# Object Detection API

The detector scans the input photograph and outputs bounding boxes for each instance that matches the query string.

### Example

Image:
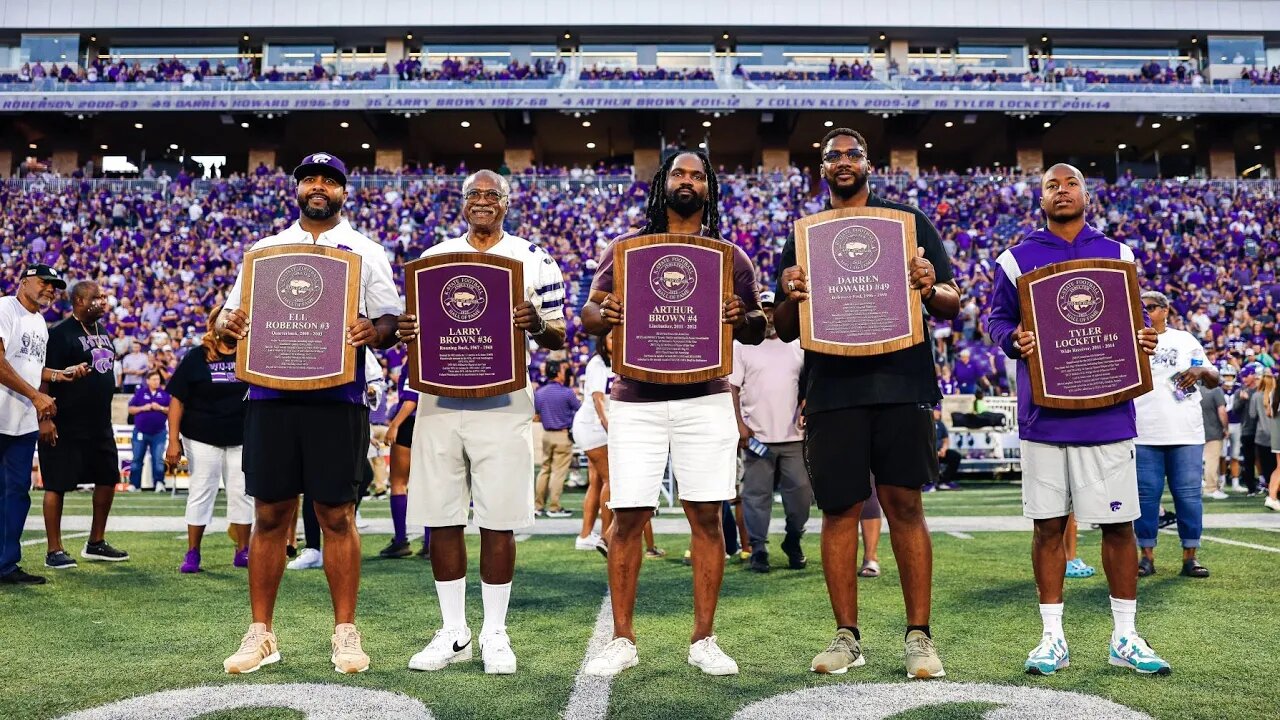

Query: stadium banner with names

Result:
[403,252,526,399]
[1018,259,1153,411]
[3,88,1277,114]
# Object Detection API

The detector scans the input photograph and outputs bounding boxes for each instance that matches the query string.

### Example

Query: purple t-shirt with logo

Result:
[591,229,760,403]
[130,386,171,435]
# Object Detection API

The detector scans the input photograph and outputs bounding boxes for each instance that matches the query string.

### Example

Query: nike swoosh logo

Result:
[453,640,470,653]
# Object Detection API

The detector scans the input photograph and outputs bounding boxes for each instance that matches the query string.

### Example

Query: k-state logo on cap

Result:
[310,153,332,164]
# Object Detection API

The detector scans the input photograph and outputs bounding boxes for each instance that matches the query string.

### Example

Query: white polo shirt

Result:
[0,296,48,436]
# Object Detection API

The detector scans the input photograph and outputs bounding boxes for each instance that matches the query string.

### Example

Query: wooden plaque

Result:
[613,234,734,384]
[794,206,926,356]
[1018,258,1153,410]
[404,252,526,399]
[235,244,360,391]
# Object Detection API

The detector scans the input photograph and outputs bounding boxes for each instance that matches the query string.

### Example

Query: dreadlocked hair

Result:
[642,150,722,239]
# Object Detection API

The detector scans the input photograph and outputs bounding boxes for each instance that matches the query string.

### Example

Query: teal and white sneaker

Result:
[1109,634,1171,675]
[1025,634,1070,675]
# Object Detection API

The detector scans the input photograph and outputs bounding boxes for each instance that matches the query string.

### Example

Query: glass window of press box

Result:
[579,45,639,68]
[656,45,712,69]
[719,44,764,66]
[264,45,334,68]
[417,45,561,66]
[954,45,1026,69]
[1207,36,1264,66]
[783,45,875,67]
[20,34,80,64]
[107,46,243,65]
[1049,47,1187,70]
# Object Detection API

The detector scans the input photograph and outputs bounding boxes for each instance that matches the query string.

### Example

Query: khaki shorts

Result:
[1020,439,1141,524]
[407,390,536,531]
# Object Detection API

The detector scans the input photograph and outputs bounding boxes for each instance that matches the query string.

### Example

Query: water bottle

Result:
[746,437,771,458]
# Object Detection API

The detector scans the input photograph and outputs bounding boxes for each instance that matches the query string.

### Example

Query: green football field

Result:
[5,483,1278,720]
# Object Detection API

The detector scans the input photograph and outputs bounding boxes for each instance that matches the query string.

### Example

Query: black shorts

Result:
[803,402,938,513]
[38,435,120,492]
[243,400,370,505]
[394,415,415,449]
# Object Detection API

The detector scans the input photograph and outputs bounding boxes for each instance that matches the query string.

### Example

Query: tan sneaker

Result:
[905,629,945,679]
[331,623,370,673]
[224,623,280,674]
[811,628,865,674]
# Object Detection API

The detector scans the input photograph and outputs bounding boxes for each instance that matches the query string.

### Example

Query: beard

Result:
[827,170,867,200]
[299,193,342,220]
[666,188,706,218]
[1045,204,1085,224]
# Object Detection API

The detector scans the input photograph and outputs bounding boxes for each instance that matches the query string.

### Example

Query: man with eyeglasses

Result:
[986,163,1169,677]
[397,170,567,675]
[772,128,959,679]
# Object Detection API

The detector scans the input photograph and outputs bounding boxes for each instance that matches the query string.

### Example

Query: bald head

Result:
[69,279,100,305]
[1042,163,1085,186]
[1039,163,1089,226]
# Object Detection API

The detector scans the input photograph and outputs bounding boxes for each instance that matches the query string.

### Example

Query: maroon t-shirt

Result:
[591,229,761,402]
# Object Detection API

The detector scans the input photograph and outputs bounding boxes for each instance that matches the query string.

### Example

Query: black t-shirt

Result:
[166,349,247,448]
[46,317,117,439]
[774,193,955,414]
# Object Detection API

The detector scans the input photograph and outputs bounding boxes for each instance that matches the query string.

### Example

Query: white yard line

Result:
[1161,529,1280,554]
[945,531,974,540]
[562,593,616,720]
[22,531,88,547]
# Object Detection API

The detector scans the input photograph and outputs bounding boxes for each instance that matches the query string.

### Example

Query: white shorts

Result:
[1226,424,1242,460]
[407,390,536,531]
[1020,439,1140,524]
[182,437,253,526]
[572,414,609,452]
[607,394,738,509]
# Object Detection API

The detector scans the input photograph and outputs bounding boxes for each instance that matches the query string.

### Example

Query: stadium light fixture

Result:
[882,113,890,119]
[722,33,730,40]
[924,142,933,149]
[944,121,954,128]
[406,33,413,40]
[474,142,483,149]
[340,121,350,128]
[1181,143,1191,150]
[702,121,712,128]
[698,142,707,149]
[242,34,249,42]
[564,32,572,40]
[1191,36,1198,44]
[99,144,108,150]
[89,36,96,42]
[1117,143,1127,149]
[460,121,471,128]
[240,122,249,128]
[1255,144,1263,150]
[134,122,143,129]
[1041,34,1049,43]
[587,142,597,149]
[1151,122,1162,129]
[823,120,834,127]
[1175,115,1184,122]
[1043,121,1052,128]
[362,143,371,149]
[169,143,179,150]
[582,121,591,128]
[879,32,887,41]
[812,142,821,148]
[28,143,36,149]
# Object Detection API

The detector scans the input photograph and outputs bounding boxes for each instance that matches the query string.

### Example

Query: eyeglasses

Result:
[822,148,867,163]
[464,189,507,202]
[1143,304,1166,311]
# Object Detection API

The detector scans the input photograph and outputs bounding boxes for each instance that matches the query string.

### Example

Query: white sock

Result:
[1039,603,1065,640]
[481,581,512,636]
[1110,596,1137,641]
[435,578,467,632]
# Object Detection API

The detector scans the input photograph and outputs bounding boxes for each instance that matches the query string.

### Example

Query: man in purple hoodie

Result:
[986,164,1169,677]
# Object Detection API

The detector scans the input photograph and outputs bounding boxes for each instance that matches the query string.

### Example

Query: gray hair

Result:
[461,170,510,196]
[1140,290,1170,308]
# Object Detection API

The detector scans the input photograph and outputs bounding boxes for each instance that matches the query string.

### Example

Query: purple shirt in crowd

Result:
[534,381,581,431]
[129,386,171,435]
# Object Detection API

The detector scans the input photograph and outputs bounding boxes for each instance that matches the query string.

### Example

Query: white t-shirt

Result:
[418,232,566,411]
[0,296,49,436]
[574,355,614,430]
[727,336,804,443]
[1135,327,1208,446]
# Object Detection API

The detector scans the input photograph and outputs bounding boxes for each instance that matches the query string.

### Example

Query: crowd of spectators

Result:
[395,56,562,82]
[3,164,1278,399]
[739,58,876,83]
[578,66,713,82]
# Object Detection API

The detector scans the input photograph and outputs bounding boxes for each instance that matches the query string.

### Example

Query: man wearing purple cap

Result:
[218,152,403,675]
[0,266,89,585]
[987,163,1169,676]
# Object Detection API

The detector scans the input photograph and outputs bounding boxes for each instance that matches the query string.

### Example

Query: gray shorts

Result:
[1020,439,1140,525]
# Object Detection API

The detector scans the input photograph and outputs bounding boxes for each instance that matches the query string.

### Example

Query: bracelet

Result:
[530,314,548,336]
[923,286,937,303]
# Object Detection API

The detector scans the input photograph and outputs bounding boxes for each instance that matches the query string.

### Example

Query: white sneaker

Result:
[408,628,473,671]
[688,636,739,676]
[1209,490,1230,500]
[1264,497,1280,512]
[575,532,602,551]
[286,547,323,570]
[355,510,370,529]
[584,637,639,676]
[1229,481,1245,493]
[479,628,517,674]
[154,482,167,493]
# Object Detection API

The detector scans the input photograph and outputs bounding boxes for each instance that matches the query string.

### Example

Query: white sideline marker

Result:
[22,531,88,547]
[1162,529,1280,554]
[562,592,616,720]
[945,531,974,540]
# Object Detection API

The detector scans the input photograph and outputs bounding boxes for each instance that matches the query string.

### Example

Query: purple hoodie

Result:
[986,225,1145,445]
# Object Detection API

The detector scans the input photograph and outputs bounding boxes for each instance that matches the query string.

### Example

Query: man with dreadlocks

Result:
[773,128,959,679]
[580,150,765,677]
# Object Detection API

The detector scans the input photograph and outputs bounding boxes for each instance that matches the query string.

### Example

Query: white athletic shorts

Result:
[571,414,609,452]
[1020,439,1141,524]
[1226,423,1242,460]
[607,394,738,509]
[182,437,253,526]
[407,390,536,531]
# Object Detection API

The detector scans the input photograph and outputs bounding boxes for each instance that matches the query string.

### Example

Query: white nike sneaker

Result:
[408,628,473,671]
[286,547,322,570]
[575,532,602,551]
[584,637,639,677]
[688,636,739,676]
[479,628,517,674]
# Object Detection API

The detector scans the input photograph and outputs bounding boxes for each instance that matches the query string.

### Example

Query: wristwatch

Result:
[923,286,938,303]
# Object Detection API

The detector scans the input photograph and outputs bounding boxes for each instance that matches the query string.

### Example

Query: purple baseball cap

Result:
[292,152,348,185]
[1239,362,1263,379]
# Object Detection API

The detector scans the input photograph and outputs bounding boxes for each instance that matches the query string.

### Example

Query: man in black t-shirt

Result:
[39,280,130,569]
[772,129,960,678]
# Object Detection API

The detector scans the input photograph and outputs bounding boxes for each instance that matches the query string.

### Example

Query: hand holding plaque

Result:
[793,207,926,356]
[403,252,526,399]
[1017,258,1153,410]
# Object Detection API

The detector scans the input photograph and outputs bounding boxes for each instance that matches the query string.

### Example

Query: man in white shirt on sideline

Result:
[1133,291,1219,579]
[728,290,812,574]
[396,170,567,676]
